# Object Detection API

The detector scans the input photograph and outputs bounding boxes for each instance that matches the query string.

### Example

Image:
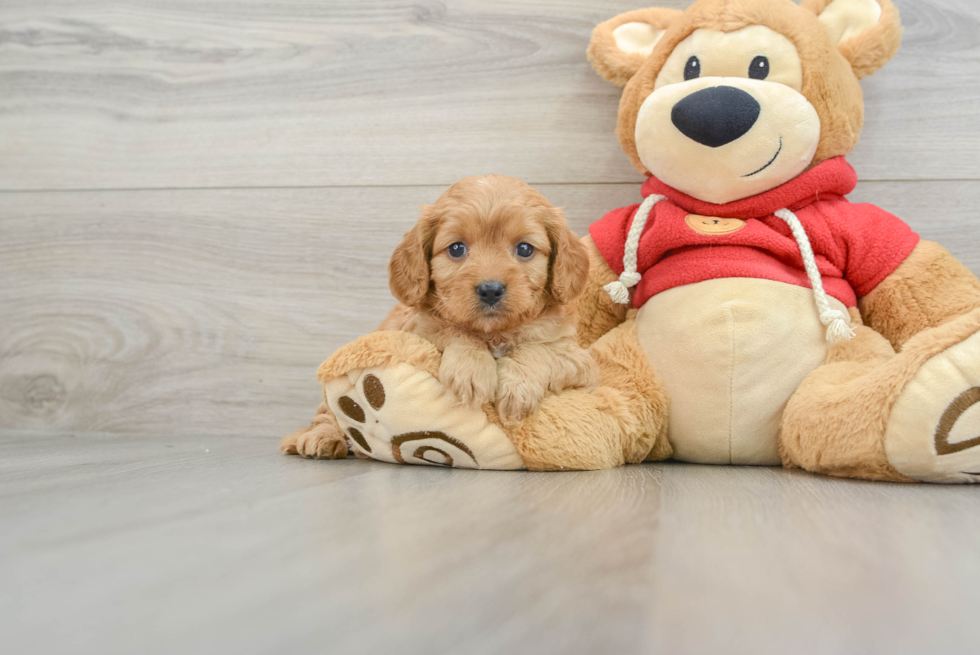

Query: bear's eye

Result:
[684,56,701,81]
[447,242,467,259]
[749,55,769,80]
[515,243,534,259]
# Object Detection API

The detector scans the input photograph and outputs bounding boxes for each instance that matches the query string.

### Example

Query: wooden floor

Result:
[2,0,980,651]
[4,431,980,654]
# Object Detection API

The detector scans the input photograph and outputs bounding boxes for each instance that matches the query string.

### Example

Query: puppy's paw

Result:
[563,348,600,393]
[441,348,498,406]
[495,361,547,424]
[281,423,349,459]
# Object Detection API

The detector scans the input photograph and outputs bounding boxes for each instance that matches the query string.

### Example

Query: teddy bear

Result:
[285,0,980,484]
[579,0,980,483]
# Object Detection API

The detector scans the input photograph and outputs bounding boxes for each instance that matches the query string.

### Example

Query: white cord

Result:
[604,194,666,305]
[605,199,853,344]
[774,208,855,344]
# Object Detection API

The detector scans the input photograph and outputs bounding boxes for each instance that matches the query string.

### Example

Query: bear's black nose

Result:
[476,280,506,307]
[671,86,761,148]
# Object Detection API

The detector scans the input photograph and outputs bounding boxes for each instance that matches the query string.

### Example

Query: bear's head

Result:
[588,0,902,204]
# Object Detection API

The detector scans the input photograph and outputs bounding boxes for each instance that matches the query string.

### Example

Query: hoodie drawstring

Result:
[603,194,665,305]
[603,200,854,345]
[773,208,854,344]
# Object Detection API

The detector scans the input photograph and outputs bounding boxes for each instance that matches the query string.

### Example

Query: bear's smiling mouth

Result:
[743,137,783,178]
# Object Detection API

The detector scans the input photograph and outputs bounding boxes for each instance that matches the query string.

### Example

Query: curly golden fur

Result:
[385,175,597,423]
[283,175,597,458]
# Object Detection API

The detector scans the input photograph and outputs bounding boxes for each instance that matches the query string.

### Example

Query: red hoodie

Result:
[589,157,919,309]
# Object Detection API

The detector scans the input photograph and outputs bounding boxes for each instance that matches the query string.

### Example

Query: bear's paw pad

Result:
[886,330,980,484]
[324,363,525,470]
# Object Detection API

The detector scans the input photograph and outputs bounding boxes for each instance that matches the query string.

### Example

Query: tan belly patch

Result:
[685,214,746,235]
[635,279,846,465]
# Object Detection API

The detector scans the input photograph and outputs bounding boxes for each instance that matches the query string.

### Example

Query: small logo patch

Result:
[685,214,746,235]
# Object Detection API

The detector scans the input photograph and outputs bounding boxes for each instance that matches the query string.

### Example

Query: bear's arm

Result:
[574,235,629,348]
[859,241,980,350]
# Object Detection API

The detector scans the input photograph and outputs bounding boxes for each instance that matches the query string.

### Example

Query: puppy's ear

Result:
[802,0,902,79]
[588,7,684,87]
[545,208,591,305]
[389,205,438,307]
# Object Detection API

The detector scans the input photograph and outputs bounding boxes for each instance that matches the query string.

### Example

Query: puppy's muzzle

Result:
[476,280,506,307]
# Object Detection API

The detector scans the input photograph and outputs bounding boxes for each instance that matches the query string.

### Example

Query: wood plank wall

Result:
[2,0,978,437]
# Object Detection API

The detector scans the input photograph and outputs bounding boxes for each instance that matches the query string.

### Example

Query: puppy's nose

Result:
[671,86,761,148]
[476,280,506,307]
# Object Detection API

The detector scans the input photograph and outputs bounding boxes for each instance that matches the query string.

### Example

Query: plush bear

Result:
[581,0,980,483]
[286,0,980,483]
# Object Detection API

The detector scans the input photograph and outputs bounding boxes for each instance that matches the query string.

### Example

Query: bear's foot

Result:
[325,364,525,469]
[886,327,980,484]
[311,331,526,470]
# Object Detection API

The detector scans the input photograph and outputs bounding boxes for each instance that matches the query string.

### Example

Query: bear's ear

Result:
[588,8,684,87]
[803,0,903,79]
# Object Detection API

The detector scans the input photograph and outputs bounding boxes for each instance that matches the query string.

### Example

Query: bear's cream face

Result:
[635,25,821,204]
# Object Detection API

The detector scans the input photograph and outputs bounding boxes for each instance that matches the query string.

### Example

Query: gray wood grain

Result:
[2,181,977,438]
[2,2,980,650]
[0,0,978,190]
[2,431,979,654]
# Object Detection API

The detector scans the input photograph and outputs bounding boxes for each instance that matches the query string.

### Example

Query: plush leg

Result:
[575,235,629,348]
[503,320,671,471]
[286,327,668,471]
[282,310,671,471]
[781,307,980,483]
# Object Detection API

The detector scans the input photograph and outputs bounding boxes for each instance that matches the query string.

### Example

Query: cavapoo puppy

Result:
[283,175,598,459]
[386,174,598,419]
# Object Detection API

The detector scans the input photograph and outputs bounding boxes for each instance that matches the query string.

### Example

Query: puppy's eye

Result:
[684,56,701,81]
[447,242,467,259]
[515,243,534,259]
[749,55,769,80]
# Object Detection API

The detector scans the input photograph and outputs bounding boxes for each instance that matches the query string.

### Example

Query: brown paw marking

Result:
[338,395,365,423]
[390,431,477,467]
[412,446,453,467]
[363,374,385,410]
[337,376,386,454]
[935,387,980,455]
[347,427,372,453]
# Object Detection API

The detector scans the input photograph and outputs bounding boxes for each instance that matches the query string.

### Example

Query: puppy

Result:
[283,175,597,459]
